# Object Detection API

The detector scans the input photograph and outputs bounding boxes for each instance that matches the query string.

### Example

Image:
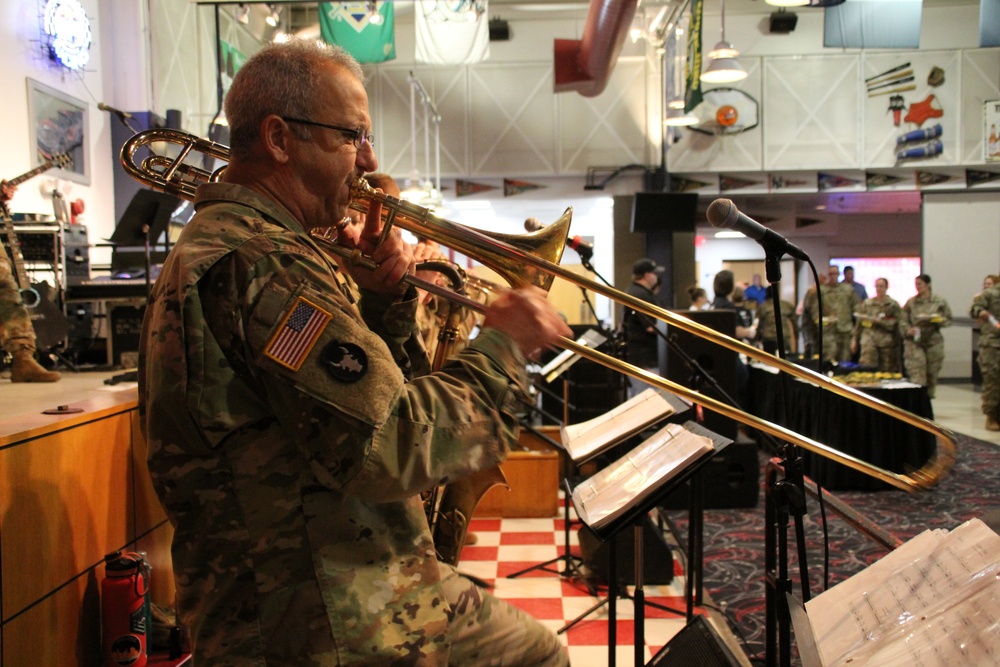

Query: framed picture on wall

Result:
[26,78,89,185]
[986,100,1000,163]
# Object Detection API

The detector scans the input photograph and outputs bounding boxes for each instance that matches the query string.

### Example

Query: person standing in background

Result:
[818,265,861,364]
[623,257,664,397]
[842,265,868,301]
[971,277,1000,430]
[744,273,766,307]
[851,277,902,372]
[757,284,796,355]
[972,274,998,392]
[902,273,952,399]
[687,285,710,311]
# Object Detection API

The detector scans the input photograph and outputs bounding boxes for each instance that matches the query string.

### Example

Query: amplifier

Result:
[8,223,60,263]
[64,225,90,285]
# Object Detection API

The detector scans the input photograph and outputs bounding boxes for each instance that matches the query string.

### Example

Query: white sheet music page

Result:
[560,388,679,463]
[571,423,713,531]
[804,518,1000,666]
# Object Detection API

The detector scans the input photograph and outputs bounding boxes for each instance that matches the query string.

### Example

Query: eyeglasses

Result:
[281,117,375,150]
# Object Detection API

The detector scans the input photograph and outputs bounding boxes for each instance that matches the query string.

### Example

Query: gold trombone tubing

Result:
[120,128,957,493]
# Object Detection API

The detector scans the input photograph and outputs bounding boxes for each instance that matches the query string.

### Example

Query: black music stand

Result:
[567,421,732,667]
[108,189,182,286]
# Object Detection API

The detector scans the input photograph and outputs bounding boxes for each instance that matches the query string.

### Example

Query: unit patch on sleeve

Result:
[320,341,368,382]
[264,296,332,371]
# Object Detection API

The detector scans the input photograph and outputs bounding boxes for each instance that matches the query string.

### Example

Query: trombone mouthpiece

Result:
[706,198,737,229]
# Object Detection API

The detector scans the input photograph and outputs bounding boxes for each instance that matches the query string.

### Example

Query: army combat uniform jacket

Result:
[139,183,528,665]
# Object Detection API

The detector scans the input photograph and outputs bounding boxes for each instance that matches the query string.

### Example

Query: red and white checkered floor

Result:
[457,516,699,666]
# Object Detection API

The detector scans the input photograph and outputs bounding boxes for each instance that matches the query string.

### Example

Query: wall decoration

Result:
[985,100,1000,163]
[43,0,92,70]
[27,78,88,185]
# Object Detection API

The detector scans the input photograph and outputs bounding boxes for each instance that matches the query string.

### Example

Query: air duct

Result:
[554,0,639,97]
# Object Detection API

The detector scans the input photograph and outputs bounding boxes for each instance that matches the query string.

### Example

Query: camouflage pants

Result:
[903,340,944,399]
[859,343,900,373]
[979,345,1000,419]
[822,330,853,363]
[0,253,35,352]
[442,563,568,666]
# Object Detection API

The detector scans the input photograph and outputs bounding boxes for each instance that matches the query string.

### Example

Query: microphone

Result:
[524,218,594,260]
[97,103,134,120]
[706,198,809,261]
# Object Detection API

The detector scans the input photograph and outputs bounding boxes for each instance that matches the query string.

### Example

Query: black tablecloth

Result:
[748,365,936,490]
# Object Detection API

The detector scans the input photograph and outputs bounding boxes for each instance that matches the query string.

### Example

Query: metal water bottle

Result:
[102,551,150,667]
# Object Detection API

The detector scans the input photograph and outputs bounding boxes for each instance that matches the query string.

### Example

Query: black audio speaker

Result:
[578,515,674,586]
[631,193,699,233]
[165,108,183,129]
[769,10,798,34]
[666,310,739,441]
[659,439,760,510]
[111,111,165,226]
[110,305,145,366]
[64,224,90,286]
[648,615,743,666]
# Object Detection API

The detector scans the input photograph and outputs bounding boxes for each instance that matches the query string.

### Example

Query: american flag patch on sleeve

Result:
[264,296,332,371]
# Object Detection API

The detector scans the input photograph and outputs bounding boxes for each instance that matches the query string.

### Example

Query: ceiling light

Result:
[367,1,383,25]
[664,107,699,126]
[701,0,747,84]
[234,3,249,25]
[765,0,808,6]
[265,4,281,27]
[715,231,745,238]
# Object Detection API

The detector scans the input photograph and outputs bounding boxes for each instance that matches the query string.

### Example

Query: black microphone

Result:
[524,218,594,260]
[97,102,134,120]
[706,198,809,261]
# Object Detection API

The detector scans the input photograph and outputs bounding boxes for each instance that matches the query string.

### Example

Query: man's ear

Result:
[259,115,294,164]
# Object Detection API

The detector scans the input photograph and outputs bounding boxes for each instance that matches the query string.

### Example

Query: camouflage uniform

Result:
[139,183,566,666]
[0,253,35,352]
[901,291,952,398]
[806,282,859,363]
[852,294,902,372]
[970,285,1000,422]
[757,298,795,355]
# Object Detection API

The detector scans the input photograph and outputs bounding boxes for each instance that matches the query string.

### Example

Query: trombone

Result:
[121,128,957,493]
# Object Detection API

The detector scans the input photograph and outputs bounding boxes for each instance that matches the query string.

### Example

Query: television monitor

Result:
[631,192,699,233]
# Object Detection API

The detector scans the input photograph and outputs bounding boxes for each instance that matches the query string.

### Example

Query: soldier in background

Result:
[902,274,952,399]
[0,180,60,382]
[757,284,796,355]
[970,277,1000,430]
[851,277,902,372]
[820,264,861,364]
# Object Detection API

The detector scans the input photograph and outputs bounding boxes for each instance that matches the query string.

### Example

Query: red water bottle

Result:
[102,551,150,667]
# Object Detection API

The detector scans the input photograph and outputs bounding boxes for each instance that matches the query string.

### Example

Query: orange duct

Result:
[554,0,639,97]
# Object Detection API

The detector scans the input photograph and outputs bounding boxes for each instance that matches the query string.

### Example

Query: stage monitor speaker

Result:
[666,310,739,441]
[648,615,743,666]
[660,439,760,510]
[578,515,674,586]
[631,192,699,233]
[769,10,797,33]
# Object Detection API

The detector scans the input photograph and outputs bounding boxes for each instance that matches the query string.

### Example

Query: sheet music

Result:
[559,388,686,463]
[805,518,1000,666]
[540,328,607,382]
[571,423,713,530]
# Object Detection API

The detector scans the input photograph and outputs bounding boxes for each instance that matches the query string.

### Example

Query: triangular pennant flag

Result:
[866,172,904,189]
[503,179,544,197]
[818,172,862,191]
[769,175,810,191]
[916,171,952,187]
[455,179,496,197]
[319,2,396,64]
[966,169,1000,188]
[670,176,712,192]
[719,174,760,192]
[685,0,704,113]
[415,0,489,65]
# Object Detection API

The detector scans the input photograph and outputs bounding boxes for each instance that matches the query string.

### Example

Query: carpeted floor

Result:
[660,433,1000,664]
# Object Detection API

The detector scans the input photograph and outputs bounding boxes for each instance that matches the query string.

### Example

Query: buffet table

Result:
[747,364,936,490]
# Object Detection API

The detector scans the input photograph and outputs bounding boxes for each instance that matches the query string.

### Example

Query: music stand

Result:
[568,421,732,667]
[109,189,182,287]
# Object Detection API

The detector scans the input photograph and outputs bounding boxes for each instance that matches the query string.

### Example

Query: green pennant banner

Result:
[503,179,545,197]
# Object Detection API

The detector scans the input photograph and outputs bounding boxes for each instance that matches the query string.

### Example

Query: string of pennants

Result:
[455,178,547,197]
[669,168,1000,195]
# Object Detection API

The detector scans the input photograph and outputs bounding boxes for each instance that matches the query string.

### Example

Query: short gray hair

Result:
[224,39,364,158]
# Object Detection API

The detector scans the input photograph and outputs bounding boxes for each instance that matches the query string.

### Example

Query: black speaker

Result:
[111,111,165,227]
[488,18,510,41]
[666,310,739,441]
[578,515,674,586]
[165,108,183,129]
[769,10,798,34]
[659,439,760,509]
[648,615,743,666]
[110,305,145,366]
[631,192,699,233]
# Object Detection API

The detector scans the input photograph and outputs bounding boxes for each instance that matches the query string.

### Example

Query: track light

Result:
[234,3,249,25]
[765,0,808,5]
[701,0,747,84]
[265,4,281,28]
[367,1,383,25]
